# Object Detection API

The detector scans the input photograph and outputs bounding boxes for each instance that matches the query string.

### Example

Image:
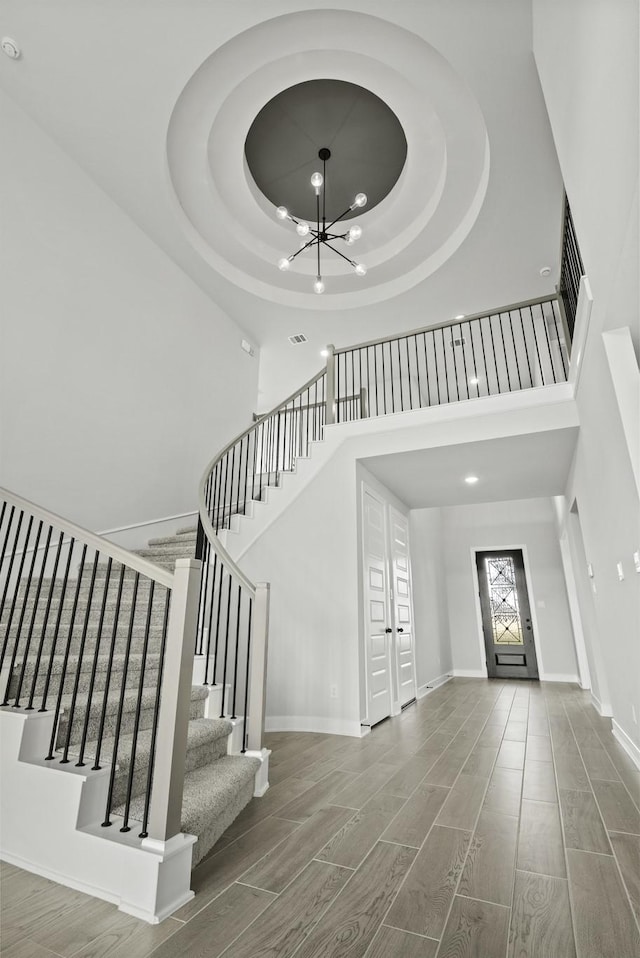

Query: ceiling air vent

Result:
[288,333,308,345]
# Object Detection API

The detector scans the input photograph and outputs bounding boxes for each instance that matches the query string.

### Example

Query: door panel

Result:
[476,549,539,679]
[363,490,392,725]
[389,506,417,707]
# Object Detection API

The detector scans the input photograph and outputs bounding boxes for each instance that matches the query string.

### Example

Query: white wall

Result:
[409,508,452,689]
[0,90,258,536]
[534,0,640,750]
[240,445,362,736]
[442,498,579,681]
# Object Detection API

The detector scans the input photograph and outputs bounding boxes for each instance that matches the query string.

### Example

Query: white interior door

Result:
[362,489,392,726]
[388,506,417,707]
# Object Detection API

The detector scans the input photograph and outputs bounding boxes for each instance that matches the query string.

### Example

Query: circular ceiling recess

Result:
[244,79,407,223]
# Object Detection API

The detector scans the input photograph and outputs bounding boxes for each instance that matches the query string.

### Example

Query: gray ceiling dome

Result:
[245,78,408,223]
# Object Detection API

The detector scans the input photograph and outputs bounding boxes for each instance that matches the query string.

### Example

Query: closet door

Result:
[362,488,393,725]
[388,506,417,707]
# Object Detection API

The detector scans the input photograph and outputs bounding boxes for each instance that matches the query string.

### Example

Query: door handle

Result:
[385,627,392,633]
[397,627,404,632]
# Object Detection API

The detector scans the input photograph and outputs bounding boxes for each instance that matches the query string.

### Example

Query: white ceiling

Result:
[361,428,579,508]
[0,0,564,400]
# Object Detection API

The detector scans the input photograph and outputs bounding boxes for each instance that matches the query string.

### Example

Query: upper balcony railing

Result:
[328,294,569,424]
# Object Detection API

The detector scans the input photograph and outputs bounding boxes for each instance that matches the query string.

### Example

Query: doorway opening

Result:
[475,549,539,679]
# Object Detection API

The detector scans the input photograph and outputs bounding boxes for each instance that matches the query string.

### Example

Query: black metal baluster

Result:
[478,318,489,396]
[0,508,22,634]
[459,323,470,400]
[229,444,236,528]
[487,313,500,395]
[120,579,155,832]
[519,309,534,387]
[542,303,560,383]
[241,596,252,753]
[204,552,218,685]
[231,583,242,719]
[59,548,100,763]
[45,542,87,759]
[387,341,395,412]
[220,452,230,533]
[422,333,432,406]
[13,522,51,707]
[139,588,171,838]
[212,564,225,690]
[39,537,75,712]
[373,345,380,415]
[75,557,113,765]
[396,338,404,411]
[450,326,460,402]
[220,574,233,718]
[91,564,126,770]
[101,572,140,826]
[1,514,33,678]
[552,302,568,378]
[440,328,450,403]
[26,530,64,711]
[510,310,523,390]
[497,312,512,393]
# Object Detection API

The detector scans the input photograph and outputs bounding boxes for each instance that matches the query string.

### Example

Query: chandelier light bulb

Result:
[354,263,367,277]
[354,193,367,208]
[310,171,323,191]
[313,278,325,295]
[348,225,362,242]
[276,206,289,220]
[296,222,310,237]
[278,257,291,271]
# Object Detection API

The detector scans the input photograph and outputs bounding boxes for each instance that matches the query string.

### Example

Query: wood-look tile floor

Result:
[2,679,640,958]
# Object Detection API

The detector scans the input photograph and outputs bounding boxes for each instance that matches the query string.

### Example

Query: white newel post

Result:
[146,558,201,843]
[325,344,336,425]
[246,582,270,752]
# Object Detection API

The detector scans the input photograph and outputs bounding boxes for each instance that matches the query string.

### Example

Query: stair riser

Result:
[3,620,169,645]
[55,692,206,749]
[108,735,228,807]
[7,666,161,701]
[16,579,169,602]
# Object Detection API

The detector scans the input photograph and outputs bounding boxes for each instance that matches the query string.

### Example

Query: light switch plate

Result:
[633,551,640,573]
[617,561,625,581]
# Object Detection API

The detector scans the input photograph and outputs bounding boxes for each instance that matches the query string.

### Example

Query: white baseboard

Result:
[540,673,580,684]
[452,669,487,678]
[417,673,452,698]
[612,720,640,770]
[264,715,365,737]
[591,692,613,717]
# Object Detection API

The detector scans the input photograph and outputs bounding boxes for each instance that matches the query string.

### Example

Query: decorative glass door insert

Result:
[485,555,524,645]
[476,549,539,679]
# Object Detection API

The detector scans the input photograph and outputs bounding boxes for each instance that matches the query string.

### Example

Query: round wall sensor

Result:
[1,38,20,59]
[539,266,551,276]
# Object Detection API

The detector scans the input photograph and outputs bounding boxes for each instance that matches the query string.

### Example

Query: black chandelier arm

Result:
[324,242,357,267]
[325,206,355,233]
[288,236,319,262]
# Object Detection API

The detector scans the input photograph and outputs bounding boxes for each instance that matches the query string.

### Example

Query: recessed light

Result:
[465,475,479,484]
[468,377,480,385]
[320,349,329,357]
[454,314,465,320]
[539,266,551,277]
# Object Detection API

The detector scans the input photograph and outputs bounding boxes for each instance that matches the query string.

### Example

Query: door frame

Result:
[388,504,418,710]
[360,482,394,727]
[359,481,416,724]
[470,543,545,679]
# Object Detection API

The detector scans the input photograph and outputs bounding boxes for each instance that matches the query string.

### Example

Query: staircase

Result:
[1,522,260,869]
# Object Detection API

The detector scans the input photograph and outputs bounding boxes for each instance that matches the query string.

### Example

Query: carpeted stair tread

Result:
[113,753,261,866]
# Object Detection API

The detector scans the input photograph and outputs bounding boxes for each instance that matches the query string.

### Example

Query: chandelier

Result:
[275,148,367,294]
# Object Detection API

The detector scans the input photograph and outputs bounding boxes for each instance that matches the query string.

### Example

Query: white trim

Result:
[539,673,580,684]
[601,327,640,499]
[0,487,174,589]
[452,669,487,678]
[264,714,367,737]
[612,720,640,771]
[98,510,198,537]
[417,673,452,698]
[568,275,593,392]
[591,692,613,717]
[557,529,591,689]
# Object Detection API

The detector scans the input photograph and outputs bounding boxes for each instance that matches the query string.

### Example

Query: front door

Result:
[363,489,393,725]
[388,506,417,707]
[476,549,539,679]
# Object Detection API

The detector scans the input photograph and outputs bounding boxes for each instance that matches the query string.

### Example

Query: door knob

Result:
[385,627,392,633]
[397,627,404,633]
